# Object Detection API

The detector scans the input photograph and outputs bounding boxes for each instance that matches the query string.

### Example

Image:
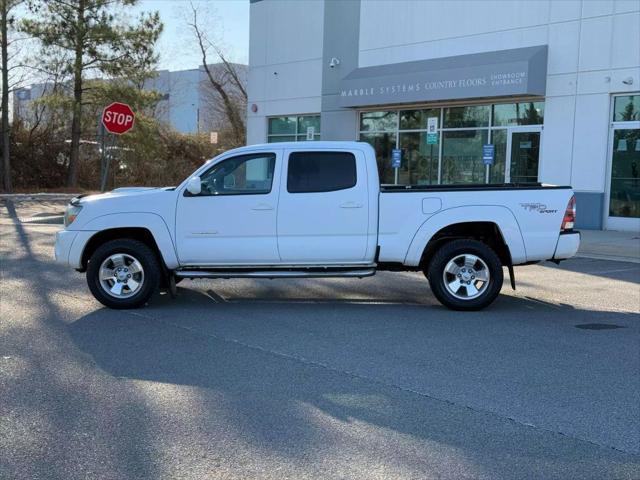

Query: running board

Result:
[175,268,376,279]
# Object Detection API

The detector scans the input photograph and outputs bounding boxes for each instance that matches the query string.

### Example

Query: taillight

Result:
[561,195,576,231]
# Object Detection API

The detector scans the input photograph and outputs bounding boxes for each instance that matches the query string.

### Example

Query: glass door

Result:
[506,128,542,183]
[606,126,640,231]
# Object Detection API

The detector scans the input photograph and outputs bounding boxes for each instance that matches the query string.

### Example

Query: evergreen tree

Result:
[22,0,162,187]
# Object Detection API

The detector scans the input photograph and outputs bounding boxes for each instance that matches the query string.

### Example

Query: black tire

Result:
[427,239,503,311]
[86,239,161,309]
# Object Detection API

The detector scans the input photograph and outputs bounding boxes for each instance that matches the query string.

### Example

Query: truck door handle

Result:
[251,203,274,211]
[340,201,363,209]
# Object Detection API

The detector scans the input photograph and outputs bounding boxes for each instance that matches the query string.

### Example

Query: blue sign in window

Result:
[391,148,402,168]
[482,144,495,166]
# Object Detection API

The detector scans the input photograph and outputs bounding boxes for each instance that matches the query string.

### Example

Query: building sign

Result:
[482,144,495,165]
[338,46,547,108]
[391,148,402,168]
[427,117,438,144]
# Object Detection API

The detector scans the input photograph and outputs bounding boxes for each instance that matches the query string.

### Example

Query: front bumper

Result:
[553,231,581,260]
[54,230,96,268]
[54,230,78,266]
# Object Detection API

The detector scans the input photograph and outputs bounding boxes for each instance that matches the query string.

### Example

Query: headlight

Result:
[64,204,83,227]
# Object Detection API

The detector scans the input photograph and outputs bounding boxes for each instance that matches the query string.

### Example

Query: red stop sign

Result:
[102,102,135,135]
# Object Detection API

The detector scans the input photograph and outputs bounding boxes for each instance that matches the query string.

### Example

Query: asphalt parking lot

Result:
[1,198,639,480]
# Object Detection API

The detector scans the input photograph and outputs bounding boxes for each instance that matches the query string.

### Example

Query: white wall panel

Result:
[246,116,267,145]
[265,0,323,65]
[247,67,265,103]
[577,71,614,95]
[549,0,581,22]
[614,0,640,14]
[259,97,322,117]
[571,94,611,191]
[359,25,548,68]
[545,73,578,97]
[547,21,580,74]
[581,0,614,17]
[610,68,640,92]
[578,16,613,71]
[262,60,323,101]
[611,12,640,69]
[248,1,267,67]
[540,96,575,186]
[359,0,549,53]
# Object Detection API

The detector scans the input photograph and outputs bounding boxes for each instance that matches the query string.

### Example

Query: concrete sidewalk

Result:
[578,229,640,263]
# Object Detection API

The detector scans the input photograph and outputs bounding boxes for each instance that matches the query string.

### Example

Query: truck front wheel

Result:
[86,239,161,309]
[427,239,503,311]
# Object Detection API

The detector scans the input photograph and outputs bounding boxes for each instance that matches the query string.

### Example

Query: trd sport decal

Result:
[520,203,558,214]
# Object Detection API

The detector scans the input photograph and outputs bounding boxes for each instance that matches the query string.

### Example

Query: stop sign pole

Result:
[100,102,135,191]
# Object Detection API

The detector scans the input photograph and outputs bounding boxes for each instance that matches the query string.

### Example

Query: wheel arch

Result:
[76,213,179,271]
[418,221,512,271]
[404,206,527,269]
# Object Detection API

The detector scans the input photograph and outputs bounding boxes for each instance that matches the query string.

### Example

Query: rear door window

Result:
[287,151,357,193]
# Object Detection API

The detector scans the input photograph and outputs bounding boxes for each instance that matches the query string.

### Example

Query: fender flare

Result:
[403,205,527,266]
[76,212,180,269]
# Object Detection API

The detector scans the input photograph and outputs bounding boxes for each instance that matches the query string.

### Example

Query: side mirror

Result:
[186,176,202,195]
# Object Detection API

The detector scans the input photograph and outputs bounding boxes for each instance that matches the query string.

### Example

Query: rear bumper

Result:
[553,231,580,260]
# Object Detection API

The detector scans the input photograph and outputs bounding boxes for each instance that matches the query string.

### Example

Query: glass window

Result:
[359,132,396,184]
[441,130,488,184]
[398,132,439,185]
[443,105,490,128]
[399,108,440,130]
[609,128,640,218]
[489,129,507,184]
[268,117,297,135]
[198,153,276,196]
[492,102,544,126]
[360,111,398,132]
[298,115,320,132]
[613,96,640,122]
[268,115,320,142]
[287,151,357,193]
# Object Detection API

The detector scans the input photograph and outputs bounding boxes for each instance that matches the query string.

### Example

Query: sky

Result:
[131,0,250,71]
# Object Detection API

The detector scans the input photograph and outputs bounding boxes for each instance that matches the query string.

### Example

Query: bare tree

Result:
[187,2,247,146]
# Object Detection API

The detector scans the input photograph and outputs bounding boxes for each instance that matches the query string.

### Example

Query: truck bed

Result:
[378,184,575,266]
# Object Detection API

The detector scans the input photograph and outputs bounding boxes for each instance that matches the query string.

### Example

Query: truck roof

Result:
[226,141,372,155]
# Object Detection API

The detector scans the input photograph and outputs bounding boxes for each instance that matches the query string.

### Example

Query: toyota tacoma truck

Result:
[54,141,580,311]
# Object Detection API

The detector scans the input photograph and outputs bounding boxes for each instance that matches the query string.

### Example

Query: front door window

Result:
[509,131,541,184]
[609,128,640,218]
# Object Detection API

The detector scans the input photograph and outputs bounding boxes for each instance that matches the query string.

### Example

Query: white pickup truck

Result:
[54,141,580,311]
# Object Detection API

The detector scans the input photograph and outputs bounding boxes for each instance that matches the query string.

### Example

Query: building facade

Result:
[13,63,247,136]
[247,0,640,231]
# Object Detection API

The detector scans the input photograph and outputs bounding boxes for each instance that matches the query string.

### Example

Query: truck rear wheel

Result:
[427,239,503,311]
[87,239,160,309]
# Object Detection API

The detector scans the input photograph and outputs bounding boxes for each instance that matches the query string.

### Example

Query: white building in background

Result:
[13,63,247,136]
[247,0,640,231]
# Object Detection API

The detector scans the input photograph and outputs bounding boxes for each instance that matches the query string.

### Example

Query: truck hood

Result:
[68,186,178,231]
[74,187,173,205]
